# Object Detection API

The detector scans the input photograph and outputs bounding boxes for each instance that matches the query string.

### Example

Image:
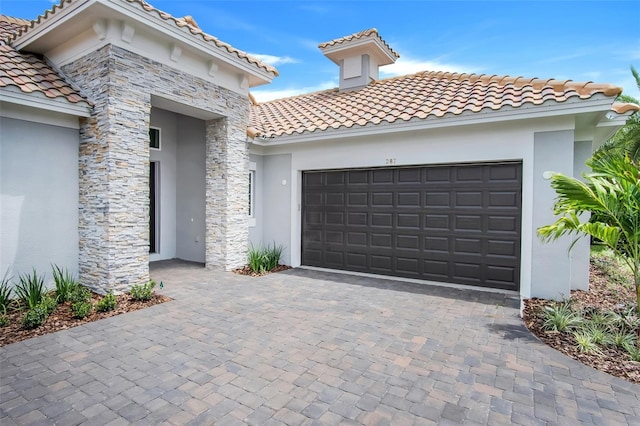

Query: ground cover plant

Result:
[235,243,291,276]
[523,247,640,383]
[0,266,169,347]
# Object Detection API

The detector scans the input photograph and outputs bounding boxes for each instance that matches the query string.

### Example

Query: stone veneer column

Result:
[205,111,250,270]
[63,46,150,293]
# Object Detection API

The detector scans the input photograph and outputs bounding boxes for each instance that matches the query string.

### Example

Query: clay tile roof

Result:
[249,71,623,138]
[8,0,278,77]
[0,15,29,44]
[611,102,640,115]
[318,28,399,60]
[0,41,92,108]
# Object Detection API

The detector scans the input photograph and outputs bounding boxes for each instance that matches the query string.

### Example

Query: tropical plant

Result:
[51,264,79,303]
[542,302,582,332]
[538,153,640,314]
[0,270,12,313]
[248,242,285,273]
[624,342,640,362]
[14,269,46,310]
[573,330,601,354]
[596,65,640,164]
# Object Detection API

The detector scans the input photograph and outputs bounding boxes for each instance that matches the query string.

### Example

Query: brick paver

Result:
[1,260,639,424]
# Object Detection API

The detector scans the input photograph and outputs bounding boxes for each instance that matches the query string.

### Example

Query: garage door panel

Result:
[424,236,450,252]
[372,192,393,206]
[371,255,392,272]
[371,213,393,227]
[347,232,367,246]
[398,192,421,206]
[397,213,420,228]
[348,193,368,206]
[348,212,367,226]
[372,169,394,183]
[425,214,450,230]
[425,192,450,207]
[346,252,367,268]
[455,215,483,231]
[371,233,392,248]
[398,168,422,183]
[348,170,368,184]
[302,162,521,291]
[397,234,420,250]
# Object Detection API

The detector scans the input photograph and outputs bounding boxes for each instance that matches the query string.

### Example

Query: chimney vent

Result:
[319,29,399,91]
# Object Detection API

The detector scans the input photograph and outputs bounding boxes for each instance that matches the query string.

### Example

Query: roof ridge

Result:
[318,28,400,59]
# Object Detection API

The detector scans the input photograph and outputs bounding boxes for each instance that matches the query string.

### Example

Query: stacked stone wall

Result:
[62,45,250,292]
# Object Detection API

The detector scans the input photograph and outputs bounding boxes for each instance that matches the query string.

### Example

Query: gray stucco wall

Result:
[262,154,292,264]
[0,117,79,287]
[248,153,264,247]
[150,108,178,261]
[176,115,206,263]
[570,140,593,291]
[530,130,575,299]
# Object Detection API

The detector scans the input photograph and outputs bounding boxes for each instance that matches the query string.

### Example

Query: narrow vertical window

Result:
[248,170,255,217]
[149,127,161,150]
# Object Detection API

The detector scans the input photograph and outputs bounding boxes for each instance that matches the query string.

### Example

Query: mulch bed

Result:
[522,263,640,384]
[233,264,292,277]
[0,292,170,347]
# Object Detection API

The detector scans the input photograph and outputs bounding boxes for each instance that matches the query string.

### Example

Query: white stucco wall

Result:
[0,116,80,288]
[258,116,583,298]
[248,154,264,247]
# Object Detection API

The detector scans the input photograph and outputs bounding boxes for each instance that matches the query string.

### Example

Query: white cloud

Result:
[379,56,478,77]
[248,53,299,66]
[252,80,337,102]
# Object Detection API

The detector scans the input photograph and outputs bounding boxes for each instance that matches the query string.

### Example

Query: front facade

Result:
[1,2,635,300]
[1,0,276,293]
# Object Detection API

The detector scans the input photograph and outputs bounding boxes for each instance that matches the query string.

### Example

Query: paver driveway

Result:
[1,261,639,425]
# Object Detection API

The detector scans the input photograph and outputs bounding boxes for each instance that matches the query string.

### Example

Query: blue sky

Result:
[2,0,639,102]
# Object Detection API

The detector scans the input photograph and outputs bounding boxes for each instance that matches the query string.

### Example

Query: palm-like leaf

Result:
[538,154,640,313]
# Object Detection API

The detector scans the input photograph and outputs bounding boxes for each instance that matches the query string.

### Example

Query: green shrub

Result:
[0,269,12,313]
[248,243,285,273]
[71,301,92,319]
[582,323,609,345]
[69,286,92,304]
[41,295,58,315]
[14,269,46,309]
[51,264,79,303]
[0,315,9,327]
[96,291,117,312]
[542,302,582,332]
[130,280,155,301]
[21,304,48,329]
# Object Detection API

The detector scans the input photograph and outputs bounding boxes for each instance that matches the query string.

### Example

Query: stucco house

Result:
[1,0,635,301]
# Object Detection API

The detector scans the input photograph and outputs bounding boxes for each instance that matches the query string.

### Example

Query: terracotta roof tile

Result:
[250,71,624,139]
[8,0,278,77]
[0,15,29,44]
[0,42,92,108]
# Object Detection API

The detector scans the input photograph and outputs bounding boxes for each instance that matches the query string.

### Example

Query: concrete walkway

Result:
[1,261,639,425]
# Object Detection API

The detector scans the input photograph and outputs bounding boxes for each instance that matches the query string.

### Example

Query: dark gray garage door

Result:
[302,162,522,291]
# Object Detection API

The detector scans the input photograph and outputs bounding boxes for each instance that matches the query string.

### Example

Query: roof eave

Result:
[0,87,92,117]
[250,96,618,147]
[12,0,277,85]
